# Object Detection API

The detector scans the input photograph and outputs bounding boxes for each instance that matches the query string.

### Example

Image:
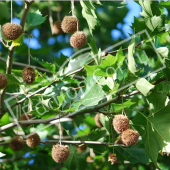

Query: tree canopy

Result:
[1,0,170,170]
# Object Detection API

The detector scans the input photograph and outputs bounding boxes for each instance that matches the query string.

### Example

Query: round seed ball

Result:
[95,113,103,127]
[20,113,33,127]
[2,23,22,40]
[0,73,8,89]
[26,133,40,148]
[113,114,129,133]
[70,31,87,48]
[9,136,24,151]
[61,16,78,33]
[53,21,63,34]
[22,66,35,84]
[52,144,70,163]
[121,129,139,146]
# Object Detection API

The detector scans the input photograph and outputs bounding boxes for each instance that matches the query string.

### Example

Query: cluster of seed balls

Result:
[61,16,87,48]
[9,113,70,163]
[95,113,139,146]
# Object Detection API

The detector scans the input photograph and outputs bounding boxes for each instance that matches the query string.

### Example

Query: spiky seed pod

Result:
[77,144,87,153]
[113,114,129,133]
[108,154,117,165]
[52,21,63,34]
[52,144,70,163]
[22,66,35,84]
[20,113,33,127]
[9,136,24,151]
[0,73,8,89]
[121,129,139,146]
[95,113,103,127]
[61,16,78,33]
[2,23,22,40]
[26,133,40,148]
[70,31,87,48]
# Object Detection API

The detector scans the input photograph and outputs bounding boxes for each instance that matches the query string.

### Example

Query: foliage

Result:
[0,1,170,170]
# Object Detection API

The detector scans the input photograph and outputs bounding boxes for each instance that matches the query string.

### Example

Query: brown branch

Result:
[0,117,72,132]
[0,140,124,147]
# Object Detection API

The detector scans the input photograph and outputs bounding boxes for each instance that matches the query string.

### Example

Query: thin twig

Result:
[0,140,124,147]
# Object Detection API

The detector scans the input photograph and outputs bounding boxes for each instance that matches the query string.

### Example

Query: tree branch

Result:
[0,1,33,119]
[0,140,124,147]
[0,118,72,132]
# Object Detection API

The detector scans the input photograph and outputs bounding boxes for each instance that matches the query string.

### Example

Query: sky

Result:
[13,0,142,57]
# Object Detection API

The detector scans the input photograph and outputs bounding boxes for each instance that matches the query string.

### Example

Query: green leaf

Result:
[160,1,170,9]
[25,10,46,29]
[0,113,10,126]
[12,35,23,47]
[128,42,137,74]
[6,74,20,86]
[136,78,155,96]
[31,56,56,74]
[85,48,124,77]
[135,104,170,167]
[0,2,10,20]
[146,91,167,114]
[99,114,110,133]
[111,99,135,112]
[74,76,105,107]
[156,47,169,58]
[88,39,101,65]
[115,146,149,164]
[80,1,104,35]
[64,145,87,170]
[144,15,166,36]
[139,1,161,18]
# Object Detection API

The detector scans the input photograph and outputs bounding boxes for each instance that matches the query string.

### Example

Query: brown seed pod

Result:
[0,73,8,89]
[26,133,40,148]
[20,113,33,127]
[77,144,87,153]
[2,23,22,40]
[9,136,24,151]
[70,31,87,48]
[95,113,103,127]
[61,16,78,33]
[22,66,35,84]
[52,144,70,163]
[113,114,129,133]
[108,153,117,165]
[52,21,63,34]
[121,129,139,146]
